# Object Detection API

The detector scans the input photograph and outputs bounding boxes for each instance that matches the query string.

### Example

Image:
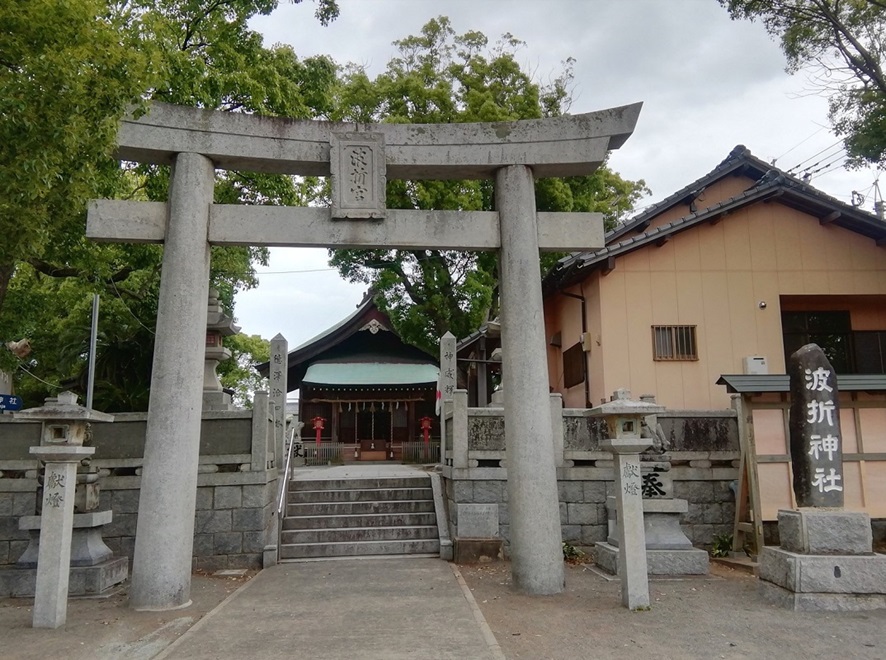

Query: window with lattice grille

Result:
[652,325,698,361]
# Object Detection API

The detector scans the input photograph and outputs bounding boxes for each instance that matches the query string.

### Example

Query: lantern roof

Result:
[13,391,114,423]
[587,389,665,418]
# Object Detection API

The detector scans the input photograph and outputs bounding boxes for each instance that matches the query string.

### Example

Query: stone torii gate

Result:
[87,101,641,609]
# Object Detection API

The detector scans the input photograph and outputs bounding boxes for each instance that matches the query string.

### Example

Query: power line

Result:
[254,267,337,275]
[17,363,63,389]
[110,280,156,336]
[786,139,844,173]
[772,126,827,164]
[794,147,846,178]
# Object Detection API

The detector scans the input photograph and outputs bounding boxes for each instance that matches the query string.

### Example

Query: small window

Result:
[563,342,585,388]
[652,325,698,361]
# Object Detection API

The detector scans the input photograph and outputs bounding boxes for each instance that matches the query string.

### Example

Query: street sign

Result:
[0,394,23,411]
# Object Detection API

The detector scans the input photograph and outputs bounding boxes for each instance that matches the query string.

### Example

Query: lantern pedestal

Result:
[595,497,709,576]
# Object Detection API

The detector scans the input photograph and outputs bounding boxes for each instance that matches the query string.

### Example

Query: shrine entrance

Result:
[88,99,640,607]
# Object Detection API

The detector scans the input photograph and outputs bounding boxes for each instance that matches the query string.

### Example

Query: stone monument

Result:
[589,389,659,609]
[202,288,239,411]
[11,392,127,627]
[758,344,886,610]
[269,334,288,470]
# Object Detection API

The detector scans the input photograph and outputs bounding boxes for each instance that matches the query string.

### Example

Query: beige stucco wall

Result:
[545,200,886,410]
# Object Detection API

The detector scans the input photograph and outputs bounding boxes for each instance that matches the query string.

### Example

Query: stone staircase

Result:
[279,475,440,560]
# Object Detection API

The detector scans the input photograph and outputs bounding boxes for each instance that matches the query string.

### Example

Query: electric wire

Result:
[791,147,847,178]
[772,126,827,164]
[17,363,63,389]
[786,139,844,172]
[110,279,156,335]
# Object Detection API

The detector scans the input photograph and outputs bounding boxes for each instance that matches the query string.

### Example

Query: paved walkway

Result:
[156,558,503,660]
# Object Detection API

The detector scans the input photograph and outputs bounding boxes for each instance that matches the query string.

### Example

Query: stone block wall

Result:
[443,457,736,552]
[0,394,278,571]
[92,477,277,572]
[442,402,741,551]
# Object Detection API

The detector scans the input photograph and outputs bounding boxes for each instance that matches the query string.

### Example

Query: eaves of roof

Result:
[256,293,380,377]
[606,144,768,243]
[546,155,886,294]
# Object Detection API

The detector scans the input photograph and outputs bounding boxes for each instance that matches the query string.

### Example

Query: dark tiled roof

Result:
[546,146,886,293]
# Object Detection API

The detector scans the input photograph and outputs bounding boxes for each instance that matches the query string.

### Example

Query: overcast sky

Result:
[234,0,883,358]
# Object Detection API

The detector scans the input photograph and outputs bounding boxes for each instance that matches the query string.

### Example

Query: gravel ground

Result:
[0,571,251,660]
[459,561,886,660]
[2,560,884,659]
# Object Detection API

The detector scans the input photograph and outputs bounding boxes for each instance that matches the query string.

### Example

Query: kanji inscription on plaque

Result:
[330,132,386,219]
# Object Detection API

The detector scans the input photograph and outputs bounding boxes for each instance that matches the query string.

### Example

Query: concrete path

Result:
[156,558,503,660]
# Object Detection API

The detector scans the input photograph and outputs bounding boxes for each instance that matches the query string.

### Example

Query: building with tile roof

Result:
[543,146,886,410]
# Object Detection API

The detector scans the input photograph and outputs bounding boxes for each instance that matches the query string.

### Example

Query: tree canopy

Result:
[1,8,647,408]
[721,0,886,168]
[0,0,338,409]
[329,18,649,354]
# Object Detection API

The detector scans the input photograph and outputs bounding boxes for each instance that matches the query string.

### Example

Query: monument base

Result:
[758,509,886,611]
[202,389,233,411]
[606,496,697,549]
[759,578,886,612]
[17,510,115,567]
[453,538,503,564]
[594,542,709,576]
[0,557,129,598]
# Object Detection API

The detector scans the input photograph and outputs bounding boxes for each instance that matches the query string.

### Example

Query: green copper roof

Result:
[302,363,439,386]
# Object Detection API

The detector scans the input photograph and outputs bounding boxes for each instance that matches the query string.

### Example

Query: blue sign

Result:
[0,394,23,411]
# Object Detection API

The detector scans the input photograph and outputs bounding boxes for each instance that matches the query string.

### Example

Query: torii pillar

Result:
[87,101,641,606]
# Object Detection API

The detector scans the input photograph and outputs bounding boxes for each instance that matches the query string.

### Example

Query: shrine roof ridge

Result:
[114,101,642,179]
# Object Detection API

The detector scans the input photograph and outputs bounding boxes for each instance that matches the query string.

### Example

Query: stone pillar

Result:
[550,394,565,469]
[788,344,844,507]
[439,332,457,464]
[30,445,95,628]
[452,389,469,470]
[269,334,288,471]
[496,164,564,595]
[610,444,650,610]
[758,343,886,611]
[130,152,214,611]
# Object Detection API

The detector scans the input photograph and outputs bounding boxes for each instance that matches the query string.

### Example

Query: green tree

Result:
[1,0,339,408]
[720,0,886,168]
[329,18,649,353]
[218,333,271,408]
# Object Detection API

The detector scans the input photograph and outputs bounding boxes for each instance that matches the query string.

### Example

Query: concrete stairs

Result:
[280,476,440,560]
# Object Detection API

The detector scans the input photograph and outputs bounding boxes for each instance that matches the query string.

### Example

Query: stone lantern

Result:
[588,389,663,610]
[13,391,126,628]
[592,390,709,582]
[204,288,240,410]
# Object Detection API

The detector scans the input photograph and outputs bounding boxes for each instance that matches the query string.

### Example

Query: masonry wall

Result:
[0,395,278,572]
[442,405,739,550]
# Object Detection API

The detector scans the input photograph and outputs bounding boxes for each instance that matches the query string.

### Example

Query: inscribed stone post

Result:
[612,449,650,609]
[269,334,288,471]
[30,445,95,628]
[788,344,844,508]
[439,332,456,463]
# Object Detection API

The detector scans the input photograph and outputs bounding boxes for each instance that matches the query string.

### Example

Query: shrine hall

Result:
[260,293,440,463]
